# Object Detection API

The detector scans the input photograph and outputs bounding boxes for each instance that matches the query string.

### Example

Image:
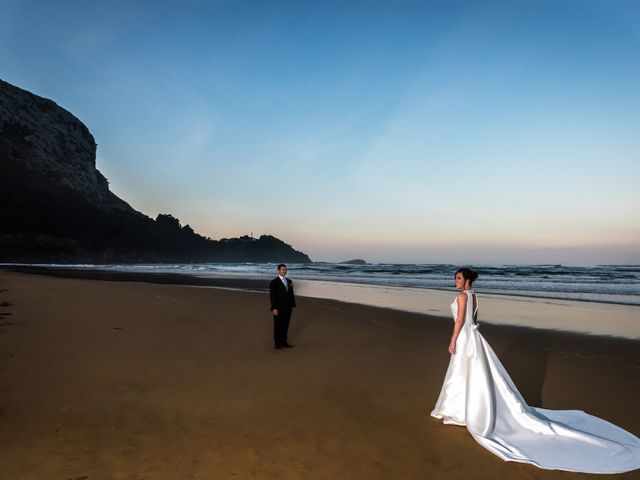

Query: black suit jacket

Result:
[269,276,296,312]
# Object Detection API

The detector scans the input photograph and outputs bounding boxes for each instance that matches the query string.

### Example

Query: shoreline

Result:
[4,262,639,307]
[3,265,639,340]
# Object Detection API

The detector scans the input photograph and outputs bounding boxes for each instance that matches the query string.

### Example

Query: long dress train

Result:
[431,290,640,474]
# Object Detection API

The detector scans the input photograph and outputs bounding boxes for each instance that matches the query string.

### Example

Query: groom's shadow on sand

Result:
[286,298,324,344]
[287,298,348,345]
[491,326,551,407]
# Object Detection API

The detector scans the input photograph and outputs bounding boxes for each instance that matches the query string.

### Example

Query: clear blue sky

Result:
[2,0,639,264]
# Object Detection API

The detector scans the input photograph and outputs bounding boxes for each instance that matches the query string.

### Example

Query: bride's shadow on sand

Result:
[490,325,551,407]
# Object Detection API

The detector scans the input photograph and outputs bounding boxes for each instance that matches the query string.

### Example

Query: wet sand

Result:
[1,269,639,479]
[293,280,640,339]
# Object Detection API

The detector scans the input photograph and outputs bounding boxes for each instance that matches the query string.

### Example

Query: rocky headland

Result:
[0,79,310,263]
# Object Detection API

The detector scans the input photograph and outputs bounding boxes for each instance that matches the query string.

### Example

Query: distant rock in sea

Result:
[0,78,311,264]
[341,259,367,265]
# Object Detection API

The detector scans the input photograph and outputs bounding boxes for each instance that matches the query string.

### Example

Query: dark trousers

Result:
[273,309,292,347]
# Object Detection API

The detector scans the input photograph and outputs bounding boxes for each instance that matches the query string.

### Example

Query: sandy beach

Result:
[1,269,639,479]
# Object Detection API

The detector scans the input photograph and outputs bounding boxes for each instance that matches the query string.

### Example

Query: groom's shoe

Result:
[283,343,294,348]
[275,345,283,350]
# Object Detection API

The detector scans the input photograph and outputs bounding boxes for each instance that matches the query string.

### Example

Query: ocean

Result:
[13,263,640,307]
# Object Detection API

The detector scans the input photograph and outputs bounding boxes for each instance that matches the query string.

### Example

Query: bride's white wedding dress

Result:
[431,290,640,474]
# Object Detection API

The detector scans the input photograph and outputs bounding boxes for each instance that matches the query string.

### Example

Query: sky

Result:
[2,0,639,264]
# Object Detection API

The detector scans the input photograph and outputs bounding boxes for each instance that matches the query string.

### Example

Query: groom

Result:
[269,263,296,350]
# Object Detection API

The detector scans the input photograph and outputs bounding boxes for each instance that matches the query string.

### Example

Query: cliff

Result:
[0,79,311,263]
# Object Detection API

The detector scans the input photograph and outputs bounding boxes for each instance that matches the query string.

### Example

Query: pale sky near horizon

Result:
[2,0,639,264]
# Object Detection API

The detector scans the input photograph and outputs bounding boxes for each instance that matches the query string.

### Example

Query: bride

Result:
[431,268,640,473]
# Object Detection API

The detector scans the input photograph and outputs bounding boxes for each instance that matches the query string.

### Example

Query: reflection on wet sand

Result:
[295,280,640,339]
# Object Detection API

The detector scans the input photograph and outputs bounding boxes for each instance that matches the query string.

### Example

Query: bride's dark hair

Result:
[456,267,479,286]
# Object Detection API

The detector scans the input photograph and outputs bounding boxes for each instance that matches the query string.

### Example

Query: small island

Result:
[340,259,367,265]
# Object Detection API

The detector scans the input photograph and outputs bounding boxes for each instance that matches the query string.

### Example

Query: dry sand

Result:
[1,270,639,479]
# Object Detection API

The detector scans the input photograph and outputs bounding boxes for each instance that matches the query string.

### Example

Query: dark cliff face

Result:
[0,79,311,263]
[0,79,132,212]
